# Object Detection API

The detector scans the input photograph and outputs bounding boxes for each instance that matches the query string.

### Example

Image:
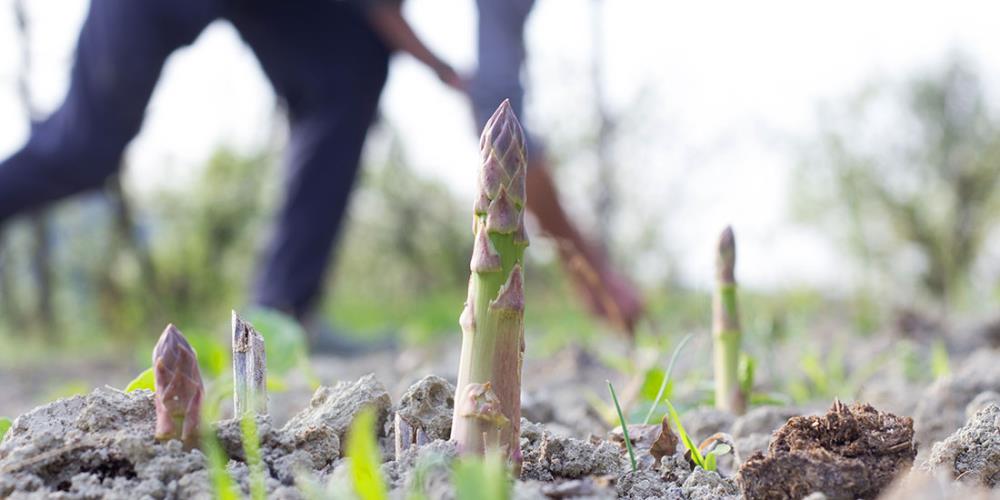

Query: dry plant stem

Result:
[153,324,205,450]
[232,311,268,416]
[713,226,745,414]
[451,100,529,464]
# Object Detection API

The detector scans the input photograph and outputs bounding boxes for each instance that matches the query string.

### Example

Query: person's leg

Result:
[229,0,390,317]
[0,0,219,223]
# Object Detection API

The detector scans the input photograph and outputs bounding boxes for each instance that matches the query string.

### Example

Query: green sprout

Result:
[931,339,950,378]
[663,399,730,472]
[0,417,11,441]
[241,415,267,500]
[202,432,239,500]
[453,451,511,500]
[346,407,388,500]
[607,380,637,472]
[644,333,695,424]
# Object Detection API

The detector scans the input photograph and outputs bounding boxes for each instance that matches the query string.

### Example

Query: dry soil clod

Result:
[738,400,916,500]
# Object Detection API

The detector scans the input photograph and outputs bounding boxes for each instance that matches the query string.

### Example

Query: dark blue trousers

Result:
[0,0,390,316]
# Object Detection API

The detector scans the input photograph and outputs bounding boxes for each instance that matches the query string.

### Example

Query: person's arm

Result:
[364,3,464,91]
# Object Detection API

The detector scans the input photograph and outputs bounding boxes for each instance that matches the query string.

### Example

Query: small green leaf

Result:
[185,331,229,378]
[125,367,156,393]
[346,407,387,500]
[0,417,12,441]
[703,443,731,472]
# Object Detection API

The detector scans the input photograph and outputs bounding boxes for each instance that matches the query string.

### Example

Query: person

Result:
[469,0,644,332]
[0,0,460,353]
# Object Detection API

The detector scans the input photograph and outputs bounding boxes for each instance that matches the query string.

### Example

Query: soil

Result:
[2,343,1000,498]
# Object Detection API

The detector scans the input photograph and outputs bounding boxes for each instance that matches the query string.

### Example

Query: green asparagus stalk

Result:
[451,100,529,463]
[153,324,205,449]
[712,226,746,414]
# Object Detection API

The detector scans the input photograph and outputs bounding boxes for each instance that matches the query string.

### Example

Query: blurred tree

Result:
[798,54,1000,307]
[327,124,470,301]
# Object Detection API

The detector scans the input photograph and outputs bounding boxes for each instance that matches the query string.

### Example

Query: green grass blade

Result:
[453,451,510,500]
[664,398,705,468]
[346,407,388,500]
[241,415,267,500]
[202,433,238,500]
[644,333,695,424]
[607,380,638,472]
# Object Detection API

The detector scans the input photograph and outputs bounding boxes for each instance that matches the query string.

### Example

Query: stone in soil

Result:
[924,403,1000,488]
[913,348,1000,453]
[281,373,392,458]
[394,375,455,458]
[738,401,916,500]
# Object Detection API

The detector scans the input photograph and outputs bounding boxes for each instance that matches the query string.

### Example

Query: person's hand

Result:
[433,61,466,93]
[565,244,645,335]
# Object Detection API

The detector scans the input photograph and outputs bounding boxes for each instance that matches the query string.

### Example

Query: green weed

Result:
[607,380,637,472]
[346,407,388,500]
[453,451,510,500]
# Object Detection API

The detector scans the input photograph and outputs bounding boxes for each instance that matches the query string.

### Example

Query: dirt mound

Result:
[924,403,1000,488]
[913,348,1000,453]
[738,401,916,500]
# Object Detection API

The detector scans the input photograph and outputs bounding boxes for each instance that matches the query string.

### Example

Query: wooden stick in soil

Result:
[712,226,746,415]
[451,100,529,465]
[232,311,267,416]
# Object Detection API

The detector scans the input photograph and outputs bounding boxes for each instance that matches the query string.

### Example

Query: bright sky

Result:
[2,0,999,291]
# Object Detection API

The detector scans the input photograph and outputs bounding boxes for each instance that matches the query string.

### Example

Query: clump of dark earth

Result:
[924,403,1000,488]
[738,401,916,500]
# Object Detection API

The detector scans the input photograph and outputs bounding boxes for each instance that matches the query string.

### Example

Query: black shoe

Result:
[300,317,397,356]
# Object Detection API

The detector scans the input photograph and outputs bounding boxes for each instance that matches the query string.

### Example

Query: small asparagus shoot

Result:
[153,324,204,450]
[232,311,268,416]
[451,100,529,463]
[712,226,746,414]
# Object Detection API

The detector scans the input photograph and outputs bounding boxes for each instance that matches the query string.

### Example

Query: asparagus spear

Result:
[153,324,205,450]
[451,100,529,463]
[712,226,746,414]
